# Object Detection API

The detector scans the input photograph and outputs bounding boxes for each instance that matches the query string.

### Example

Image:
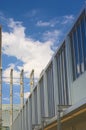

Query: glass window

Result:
[70,12,86,81]
[81,17,86,70]
[70,34,76,80]
[77,24,84,73]
[73,30,80,77]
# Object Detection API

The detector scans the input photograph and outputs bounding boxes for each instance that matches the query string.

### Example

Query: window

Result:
[70,10,86,80]
[56,43,69,105]
[81,16,86,70]
[77,24,84,73]
[73,30,80,77]
[46,63,55,117]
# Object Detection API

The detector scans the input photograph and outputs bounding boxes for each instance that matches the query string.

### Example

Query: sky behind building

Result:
[0,0,86,104]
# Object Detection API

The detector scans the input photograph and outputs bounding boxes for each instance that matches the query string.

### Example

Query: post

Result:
[10,69,13,127]
[57,105,71,130]
[41,117,52,130]
[0,26,2,128]
[30,69,34,92]
[0,69,2,128]
[41,119,44,130]
[57,105,62,130]
[20,69,24,108]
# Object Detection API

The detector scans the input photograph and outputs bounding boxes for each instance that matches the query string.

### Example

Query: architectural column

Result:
[0,26,2,128]
[10,69,13,127]
[20,69,24,108]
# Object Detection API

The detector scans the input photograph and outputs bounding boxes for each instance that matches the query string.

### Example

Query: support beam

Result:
[10,69,13,127]
[20,69,24,108]
[30,69,34,92]
[57,105,71,130]
[57,105,62,130]
[41,117,52,130]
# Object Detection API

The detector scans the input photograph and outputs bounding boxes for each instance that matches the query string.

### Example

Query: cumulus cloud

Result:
[2,18,54,80]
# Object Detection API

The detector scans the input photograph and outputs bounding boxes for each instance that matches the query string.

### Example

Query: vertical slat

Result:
[34,88,38,124]
[47,63,55,117]
[40,77,45,117]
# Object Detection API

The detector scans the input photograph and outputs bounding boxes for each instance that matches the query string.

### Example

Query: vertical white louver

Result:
[39,77,45,117]
[56,43,69,105]
[46,63,55,117]
[34,87,38,124]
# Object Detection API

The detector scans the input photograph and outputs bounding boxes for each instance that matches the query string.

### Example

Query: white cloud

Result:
[2,18,54,80]
[37,20,51,27]
[3,97,9,102]
[24,92,30,99]
[62,15,74,25]
[36,19,59,27]
[36,15,74,27]
[43,30,61,42]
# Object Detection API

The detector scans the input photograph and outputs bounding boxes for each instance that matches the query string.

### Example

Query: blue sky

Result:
[0,0,85,104]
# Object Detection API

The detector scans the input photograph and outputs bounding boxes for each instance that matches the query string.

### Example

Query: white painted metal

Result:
[43,72,49,117]
[37,83,41,125]
[52,57,59,115]
[65,36,73,105]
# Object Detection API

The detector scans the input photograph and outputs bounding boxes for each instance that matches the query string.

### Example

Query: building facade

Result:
[11,6,86,130]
